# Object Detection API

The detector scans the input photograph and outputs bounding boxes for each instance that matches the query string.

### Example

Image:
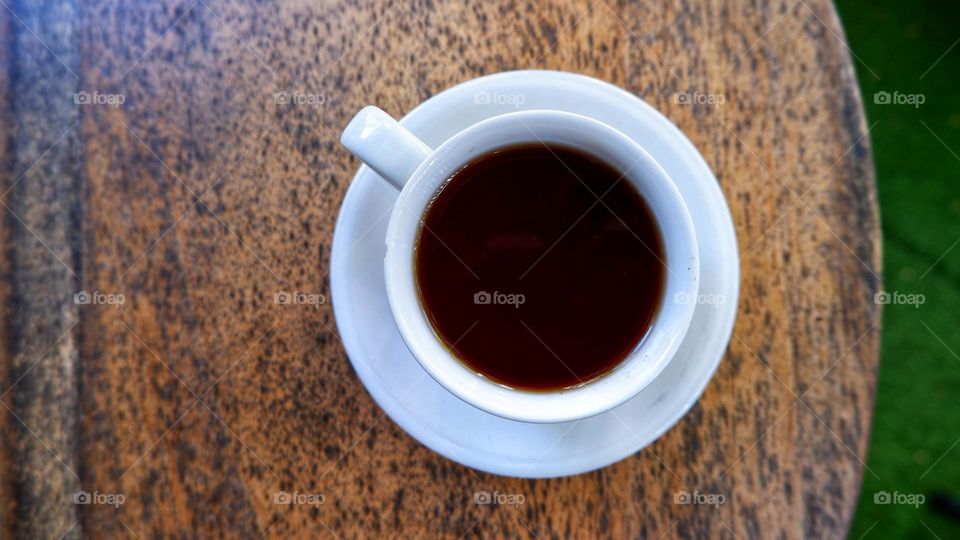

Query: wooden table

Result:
[0,0,881,537]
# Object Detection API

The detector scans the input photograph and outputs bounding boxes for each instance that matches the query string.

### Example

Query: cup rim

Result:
[384,110,699,423]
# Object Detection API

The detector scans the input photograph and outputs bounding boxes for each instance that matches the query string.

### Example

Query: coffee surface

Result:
[415,144,665,391]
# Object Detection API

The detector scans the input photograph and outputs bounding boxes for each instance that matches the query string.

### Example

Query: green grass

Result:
[834,0,960,537]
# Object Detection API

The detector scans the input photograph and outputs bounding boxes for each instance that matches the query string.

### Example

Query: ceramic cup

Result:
[340,105,699,423]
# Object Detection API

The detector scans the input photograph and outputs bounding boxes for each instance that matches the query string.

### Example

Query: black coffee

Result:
[415,144,665,391]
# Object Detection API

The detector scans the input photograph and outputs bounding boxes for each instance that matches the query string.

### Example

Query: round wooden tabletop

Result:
[0,0,880,537]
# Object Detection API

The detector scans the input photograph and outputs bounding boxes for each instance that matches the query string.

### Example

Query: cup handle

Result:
[340,106,433,190]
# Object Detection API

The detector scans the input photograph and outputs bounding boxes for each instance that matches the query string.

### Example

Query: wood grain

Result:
[0,0,880,538]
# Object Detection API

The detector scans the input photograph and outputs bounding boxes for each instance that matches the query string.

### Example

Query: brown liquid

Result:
[415,144,665,391]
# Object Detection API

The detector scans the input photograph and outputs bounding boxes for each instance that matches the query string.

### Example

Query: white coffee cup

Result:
[341,106,699,423]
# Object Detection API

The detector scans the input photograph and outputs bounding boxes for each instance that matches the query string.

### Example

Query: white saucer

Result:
[330,70,739,478]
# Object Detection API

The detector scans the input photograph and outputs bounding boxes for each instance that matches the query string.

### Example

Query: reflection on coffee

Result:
[415,144,665,391]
